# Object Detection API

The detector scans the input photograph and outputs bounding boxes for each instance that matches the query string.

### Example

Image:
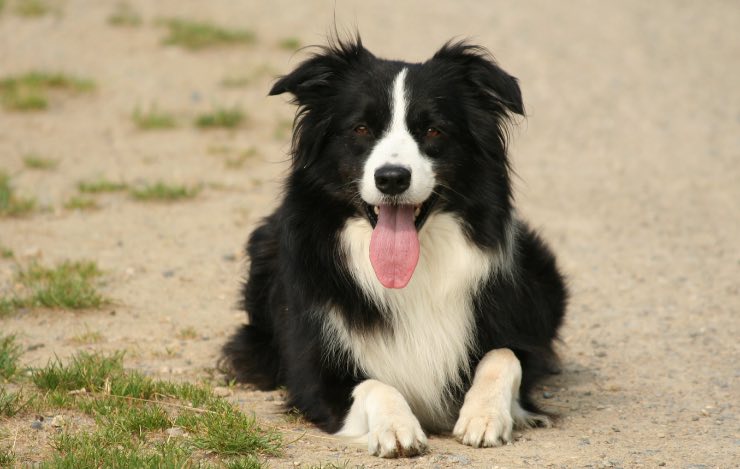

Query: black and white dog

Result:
[223,36,567,458]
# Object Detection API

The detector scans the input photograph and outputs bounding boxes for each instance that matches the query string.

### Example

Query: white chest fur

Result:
[326,213,497,429]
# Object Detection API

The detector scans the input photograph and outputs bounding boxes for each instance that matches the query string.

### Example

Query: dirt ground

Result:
[1,1,738,467]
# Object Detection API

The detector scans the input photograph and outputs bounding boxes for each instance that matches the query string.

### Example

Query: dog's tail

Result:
[220,324,280,390]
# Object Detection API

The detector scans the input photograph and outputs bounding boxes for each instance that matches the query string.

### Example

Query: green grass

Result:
[0,388,34,417]
[130,182,200,202]
[0,71,94,111]
[63,196,99,211]
[0,170,36,217]
[132,106,177,130]
[77,178,128,194]
[278,37,301,51]
[0,334,22,380]
[161,19,255,50]
[175,327,198,340]
[0,448,14,468]
[1,261,108,313]
[14,0,51,17]
[1,245,13,259]
[22,153,58,170]
[195,106,244,129]
[19,350,281,467]
[68,329,104,345]
[107,3,141,27]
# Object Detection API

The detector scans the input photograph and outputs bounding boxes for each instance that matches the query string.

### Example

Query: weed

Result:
[3,261,108,311]
[132,106,177,130]
[278,37,301,51]
[77,178,128,194]
[0,71,94,111]
[68,329,104,345]
[1,245,12,259]
[107,3,141,27]
[0,334,22,380]
[175,327,198,340]
[224,455,264,469]
[64,196,99,211]
[0,388,34,417]
[22,154,58,170]
[161,19,255,50]
[195,106,244,129]
[0,447,14,467]
[130,182,200,202]
[0,171,36,217]
[191,400,281,457]
[14,0,51,17]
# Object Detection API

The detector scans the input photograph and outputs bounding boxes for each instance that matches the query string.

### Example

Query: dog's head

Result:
[271,36,523,288]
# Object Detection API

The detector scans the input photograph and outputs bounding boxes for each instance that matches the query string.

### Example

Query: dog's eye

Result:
[354,125,370,136]
[426,127,441,138]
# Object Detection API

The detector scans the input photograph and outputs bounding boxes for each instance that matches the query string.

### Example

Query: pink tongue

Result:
[369,205,419,289]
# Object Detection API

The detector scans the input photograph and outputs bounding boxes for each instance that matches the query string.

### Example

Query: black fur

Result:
[222,36,567,434]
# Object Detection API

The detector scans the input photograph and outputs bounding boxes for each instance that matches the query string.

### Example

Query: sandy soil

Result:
[1,1,738,467]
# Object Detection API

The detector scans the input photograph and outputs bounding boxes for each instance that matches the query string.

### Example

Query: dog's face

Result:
[271,38,523,287]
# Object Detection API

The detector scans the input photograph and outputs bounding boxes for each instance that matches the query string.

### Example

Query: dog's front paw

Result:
[368,413,427,458]
[453,402,513,448]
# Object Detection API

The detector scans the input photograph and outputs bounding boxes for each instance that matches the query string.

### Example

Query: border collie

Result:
[223,36,567,458]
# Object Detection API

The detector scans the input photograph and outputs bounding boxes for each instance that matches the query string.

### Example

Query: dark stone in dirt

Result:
[31,420,43,430]
[543,391,554,399]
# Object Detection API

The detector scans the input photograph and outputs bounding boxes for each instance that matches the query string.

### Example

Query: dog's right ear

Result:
[269,35,370,103]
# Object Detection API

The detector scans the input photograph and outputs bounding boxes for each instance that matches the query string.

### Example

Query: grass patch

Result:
[130,182,200,202]
[161,18,255,50]
[22,153,58,170]
[278,37,301,51]
[1,245,13,259]
[77,178,128,194]
[274,118,293,141]
[175,327,198,341]
[63,196,99,211]
[0,448,14,468]
[195,106,244,129]
[1,261,108,313]
[0,171,36,217]
[132,106,177,130]
[14,0,51,17]
[68,329,104,346]
[0,71,94,111]
[0,388,34,417]
[0,334,22,380]
[107,2,141,27]
[220,65,278,89]
[19,351,281,466]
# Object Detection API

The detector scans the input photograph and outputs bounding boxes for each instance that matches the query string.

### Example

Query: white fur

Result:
[328,212,499,430]
[336,379,427,457]
[453,348,550,447]
[360,68,435,205]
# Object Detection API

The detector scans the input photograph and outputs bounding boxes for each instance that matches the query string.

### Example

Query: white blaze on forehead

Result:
[360,68,435,206]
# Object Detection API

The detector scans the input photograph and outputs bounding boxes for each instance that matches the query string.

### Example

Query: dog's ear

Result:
[433,41,524,116]
[269,35,370,103]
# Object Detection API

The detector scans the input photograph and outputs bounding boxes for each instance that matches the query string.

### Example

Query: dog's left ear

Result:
[434,41,524,116]
[269,35,370,104]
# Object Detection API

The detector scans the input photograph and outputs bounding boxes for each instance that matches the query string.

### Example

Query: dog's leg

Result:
[454,348,549,447]
[335,379,428,458]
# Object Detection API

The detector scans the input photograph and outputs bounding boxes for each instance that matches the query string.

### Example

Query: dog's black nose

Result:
[375,165,411,195]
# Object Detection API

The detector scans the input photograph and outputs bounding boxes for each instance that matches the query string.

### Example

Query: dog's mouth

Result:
[362,195,437,290]
[363,193,438,230]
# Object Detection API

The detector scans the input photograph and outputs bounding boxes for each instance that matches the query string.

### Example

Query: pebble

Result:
[611,426,620,432]
[222,253,237,262]
[446,455,471,465]
[162,270,175,278]
[31,420,43,430]
[543,391,554,399]
[50,415,65,428]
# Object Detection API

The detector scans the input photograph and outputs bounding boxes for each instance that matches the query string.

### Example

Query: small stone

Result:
[543,391,554,399]
[31,420,43,430]
[691,415,700,421]
[162,270,175,278]
[611,426,620,432]
[265,395,276,401]
[222,253,237,262]
[595,351,607,357]
[213,386,232,397]
[658,463,666,466]
[50,415,65,428]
